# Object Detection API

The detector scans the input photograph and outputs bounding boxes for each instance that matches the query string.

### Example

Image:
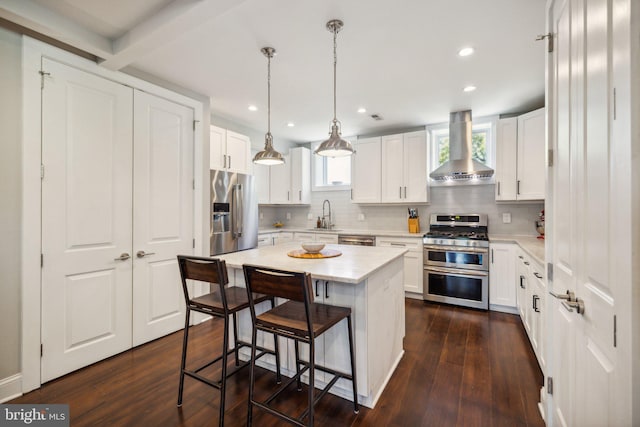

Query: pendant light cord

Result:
[267,52,271,135]
[332,25,337,124]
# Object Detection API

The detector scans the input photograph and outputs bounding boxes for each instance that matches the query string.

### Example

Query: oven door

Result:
[423,266,488,310]
[423,244,488,271]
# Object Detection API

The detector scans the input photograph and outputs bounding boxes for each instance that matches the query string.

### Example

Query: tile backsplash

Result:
[259,184,544,236]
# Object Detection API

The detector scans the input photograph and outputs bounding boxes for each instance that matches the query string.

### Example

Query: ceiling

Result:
[1,0,547,144]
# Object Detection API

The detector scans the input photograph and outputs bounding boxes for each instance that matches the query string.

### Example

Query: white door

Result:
[380,134,404,203]
[132,90,194,346]
[547,0,626,425]
[41,59,134,382]
[402,131,427,203]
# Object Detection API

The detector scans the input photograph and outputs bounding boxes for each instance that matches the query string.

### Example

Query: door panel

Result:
[132,90,194,346]
[41,58,133,382]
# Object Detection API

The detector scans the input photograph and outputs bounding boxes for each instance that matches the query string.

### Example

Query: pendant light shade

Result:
[315,19,354,158]
[253,47,285,166]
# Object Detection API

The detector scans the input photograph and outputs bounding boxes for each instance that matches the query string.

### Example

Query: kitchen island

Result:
[216,242,407,408]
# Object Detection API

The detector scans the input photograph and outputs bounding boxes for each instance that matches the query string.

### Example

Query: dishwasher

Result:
[337,234,376,246]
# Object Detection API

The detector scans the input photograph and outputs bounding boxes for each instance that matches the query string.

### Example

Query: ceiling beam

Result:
[0,0,113,58]
[99,0,243,71]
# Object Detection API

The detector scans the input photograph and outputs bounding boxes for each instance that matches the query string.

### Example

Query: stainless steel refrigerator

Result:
[210,170,258,255]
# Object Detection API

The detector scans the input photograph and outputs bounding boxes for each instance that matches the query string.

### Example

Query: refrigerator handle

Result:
[234,183,244,237]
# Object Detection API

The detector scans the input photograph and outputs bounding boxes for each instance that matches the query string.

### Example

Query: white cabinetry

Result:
[268,147,310,205]
[489,243,517,312]
[495,108,545,201]
[292,232,338,243]
[273,231,293,245]
[380,131,427,203]
[351,136,381,203]
[210,125,251,174]
[376,236,423,296]
[253,161,270,204]
[258,233,274,247]
[515,249,546,374]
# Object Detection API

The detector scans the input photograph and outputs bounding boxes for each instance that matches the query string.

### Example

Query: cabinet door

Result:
[315,233,338,244]
[293,232,315,242]
[402,131,428,203]
[516,108,545,200]
[269,154,291,204]
[380,134,404,203]
[209,125,226,170]
[516,253,529,326]
[290,147,311,204]
[274,231,293,245]
[257,233,273,247]
[489,243,517,308]
[403,251,423,294]
[253,161,270,204]
[351,137,381,203]
[225,130,251,174]
[495,118,518,200]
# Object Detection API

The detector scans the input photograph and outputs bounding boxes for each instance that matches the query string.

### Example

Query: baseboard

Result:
[404,292,423,301]
[489,304,518,315]
[0,374,22,403]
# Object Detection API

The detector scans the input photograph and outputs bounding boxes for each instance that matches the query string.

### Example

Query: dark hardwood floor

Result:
[12,300,545,426]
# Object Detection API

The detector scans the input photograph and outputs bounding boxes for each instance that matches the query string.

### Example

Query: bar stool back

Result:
[243,264,359,427]
[176,255,281,427]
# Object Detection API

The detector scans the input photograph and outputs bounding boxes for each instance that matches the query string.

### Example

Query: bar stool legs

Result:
[177,307,191,407]
[347,314,359,414]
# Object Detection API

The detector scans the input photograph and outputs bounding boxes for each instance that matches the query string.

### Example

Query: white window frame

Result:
[427,115,498,185]
[310,140,353,191]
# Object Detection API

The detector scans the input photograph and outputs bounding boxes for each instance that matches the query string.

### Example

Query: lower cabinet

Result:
[293,231,338,244]
[273,231,293,245]
[257,232,274,247]
[489,243,517,312]
[376,236,423,297]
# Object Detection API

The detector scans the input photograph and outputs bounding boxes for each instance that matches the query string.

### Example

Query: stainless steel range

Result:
[423,214,489,310]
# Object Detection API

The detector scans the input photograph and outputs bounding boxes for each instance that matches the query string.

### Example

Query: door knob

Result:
[561,298,585,315]
[114,253,131,261]
[136,250,156,258]
[550,289,576,302]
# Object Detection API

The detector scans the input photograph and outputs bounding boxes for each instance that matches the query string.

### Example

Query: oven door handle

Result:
[424,266,489,277]
[423,245,488,254]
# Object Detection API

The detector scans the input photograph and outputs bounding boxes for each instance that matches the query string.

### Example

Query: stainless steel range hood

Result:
[429,110,494,181]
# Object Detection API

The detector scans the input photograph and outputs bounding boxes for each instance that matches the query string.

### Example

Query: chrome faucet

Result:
[321,199,332,229]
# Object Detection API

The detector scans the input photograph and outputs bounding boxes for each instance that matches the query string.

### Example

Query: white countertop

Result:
[489,234,545,265]
[258,227,424,239]
[216,242,407,284]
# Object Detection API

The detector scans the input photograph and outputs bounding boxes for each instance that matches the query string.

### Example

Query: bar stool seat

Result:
[243,264,359,427]
[176,255,281,427]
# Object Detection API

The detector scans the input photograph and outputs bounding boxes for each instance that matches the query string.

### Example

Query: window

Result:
[310,141,352,191]
[428,117,496,180]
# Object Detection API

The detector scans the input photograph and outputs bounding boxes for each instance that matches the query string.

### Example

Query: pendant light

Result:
[253,47,285,165]
[314,19,354,157]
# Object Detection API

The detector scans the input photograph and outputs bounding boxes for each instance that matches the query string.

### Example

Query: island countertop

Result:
[215,242,407,284]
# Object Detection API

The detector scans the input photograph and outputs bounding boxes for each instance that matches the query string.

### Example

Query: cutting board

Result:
[287,249,342,259]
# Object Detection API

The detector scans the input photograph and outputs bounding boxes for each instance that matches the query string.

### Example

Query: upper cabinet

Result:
[351,136,381,203]
[210,125,251,174]
[381,130,427,203]
[351,130,427,204]
[495,108,545,201]
[264,147,311,205]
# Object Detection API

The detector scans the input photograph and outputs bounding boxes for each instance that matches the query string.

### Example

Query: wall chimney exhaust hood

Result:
[429,110,494,181]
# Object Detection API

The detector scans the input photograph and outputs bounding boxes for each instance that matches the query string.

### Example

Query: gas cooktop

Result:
[423,213,489,248]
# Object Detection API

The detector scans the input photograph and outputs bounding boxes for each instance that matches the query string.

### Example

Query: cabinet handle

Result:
[491,249,494,264]
[315,280,320,297]
[325,280,329,299]
[350,189,353,200]
[390,242,406,247]
[517,180,521,195]
[287,191,290,201]
[533,272,543,279]
[524,261,530,266]
[520,275,525,289]
[399,187,402,198]
[228,155,231,169]
[518,255,524,259]
[299,190,301,201]
[533,295,540,312]
[404,186,407,198]
[223,154,227,169]
[497,181,501,196]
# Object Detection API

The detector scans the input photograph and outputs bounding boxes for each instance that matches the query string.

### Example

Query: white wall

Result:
[0,26,22,380]
[262,184,543,236]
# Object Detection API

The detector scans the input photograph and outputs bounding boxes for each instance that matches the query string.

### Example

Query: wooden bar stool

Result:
[243,264,359,427]
[176,255,281,427]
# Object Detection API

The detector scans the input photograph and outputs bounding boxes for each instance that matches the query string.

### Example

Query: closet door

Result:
[41,59,134,382]
[132,91,194,346]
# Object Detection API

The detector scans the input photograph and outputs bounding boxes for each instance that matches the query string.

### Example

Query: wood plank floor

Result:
[12,300,545,426]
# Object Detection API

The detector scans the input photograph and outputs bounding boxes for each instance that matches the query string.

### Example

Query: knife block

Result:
[408,217,420,233]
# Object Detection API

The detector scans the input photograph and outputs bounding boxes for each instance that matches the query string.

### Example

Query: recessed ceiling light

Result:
[458,47,474,57]
[248,105,258,111]
[357,107,367,113]
[463,85,477,92]
[286,122,295,127]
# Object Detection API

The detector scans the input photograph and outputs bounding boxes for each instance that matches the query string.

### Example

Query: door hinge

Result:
[193,120,199,131]
[613,88,617,120]
[41,254,43,267]
[548,149,554,167]
[39,70,51,89]
[41,164,45,179]
[40,344,43,357]
[613,314,617,347]
[193,238,195,249]
[547,377,553,395]
[536,33,554,52]
[547,263,553,282]
[192,179,195,190]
